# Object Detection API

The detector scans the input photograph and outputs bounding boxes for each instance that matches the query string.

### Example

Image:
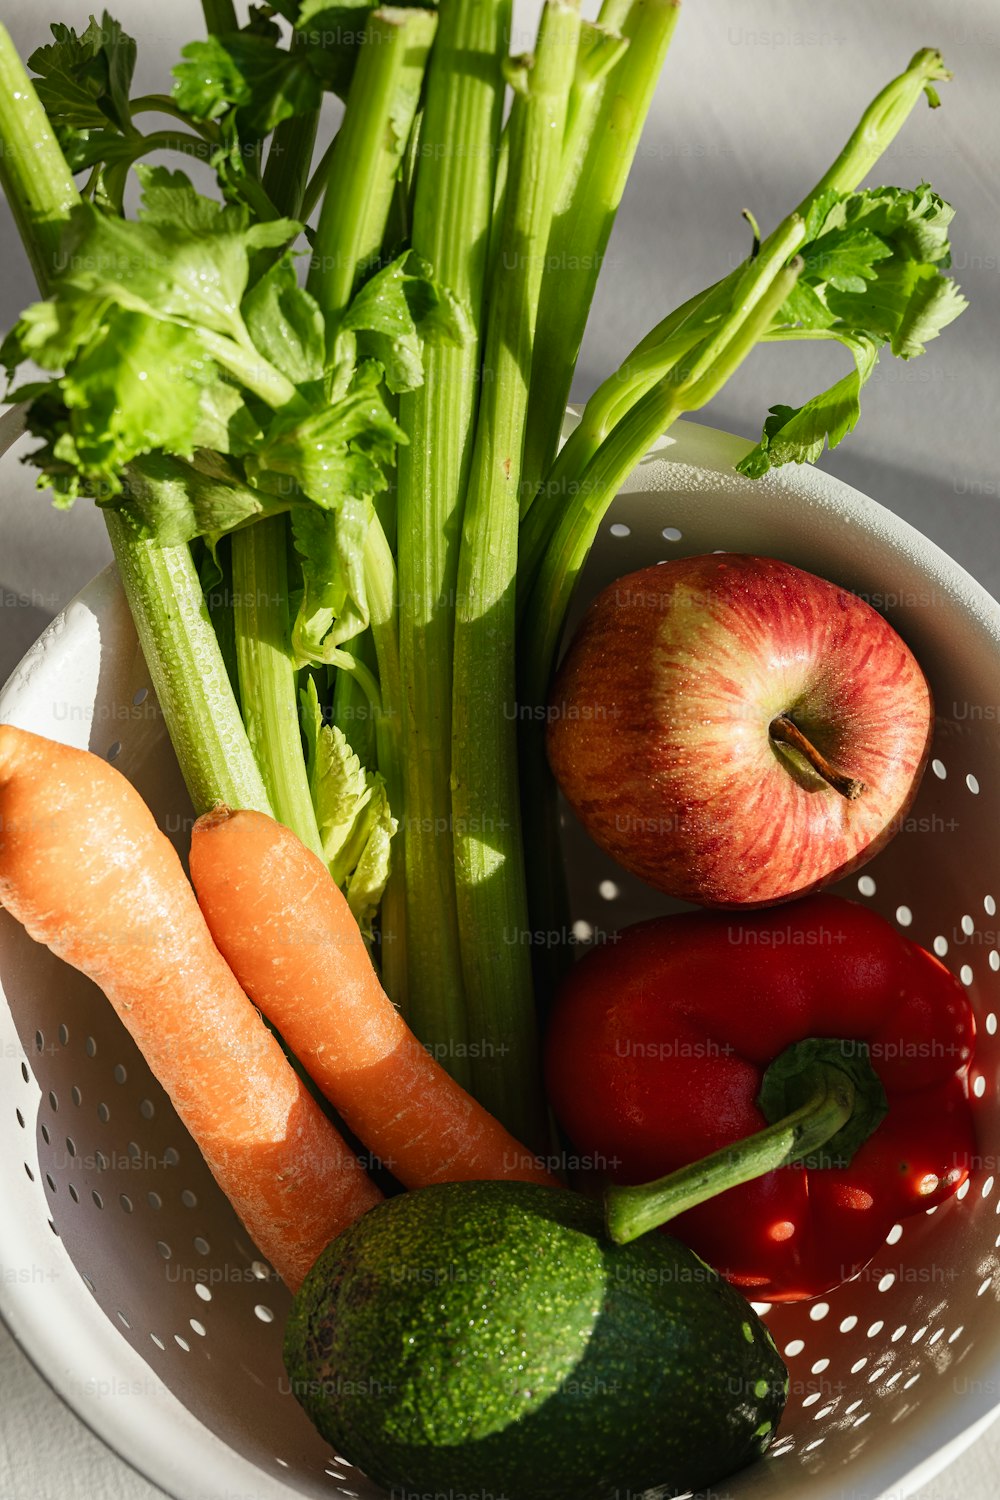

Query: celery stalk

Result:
[306,5,437,1007]
[0,25,78,295]
[0,26,269,818]
[200,0,237,36]
[395,0,511,1083]
[307,8,438,325]
[108,512,273,814]
[231,515,323,852]
[451,0,582,1145]
[363,515,408,1005]
[520,0,682,511]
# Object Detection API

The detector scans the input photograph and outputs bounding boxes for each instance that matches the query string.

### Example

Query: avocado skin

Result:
[284,1181,787,1500]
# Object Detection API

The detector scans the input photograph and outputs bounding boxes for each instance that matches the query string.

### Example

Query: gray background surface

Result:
[1,1,998,1496]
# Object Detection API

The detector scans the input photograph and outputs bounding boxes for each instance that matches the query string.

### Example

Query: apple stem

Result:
[768,713,866,800]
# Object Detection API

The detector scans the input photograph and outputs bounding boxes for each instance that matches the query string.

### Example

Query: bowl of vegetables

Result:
[1,4,998,1500]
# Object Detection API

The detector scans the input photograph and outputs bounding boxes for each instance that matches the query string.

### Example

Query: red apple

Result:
[546,554,933,906]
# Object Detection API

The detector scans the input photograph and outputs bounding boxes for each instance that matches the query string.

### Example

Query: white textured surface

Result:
[1,2,999,1499]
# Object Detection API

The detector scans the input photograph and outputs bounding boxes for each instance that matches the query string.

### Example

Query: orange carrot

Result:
[0,725,381,1289]
[190,807,557,1190]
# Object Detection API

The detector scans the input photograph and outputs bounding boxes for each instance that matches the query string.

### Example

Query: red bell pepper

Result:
[544,894,977,1302]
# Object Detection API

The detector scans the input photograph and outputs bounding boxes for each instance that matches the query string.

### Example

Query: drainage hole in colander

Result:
[194,1236,210,1255]
[978,1276,993,1297]
[609,523,630,538]
[45,1173,56,1194]
[140,1099,155,1120]
[181,1189,198,1208]
[878,1272,896,1292]
[974,1076,988,1100]
[85,1036,97,1057]
[867,1365,890,1384]
[839,1314,858,1333]
[813,1404,838,1421]
[156,1240,172,1260]
[150,1335,165,1350]
[68,1184,79,1203]
[949,1324,965,1343]
[40,1123,49,1144]
[58,1024,69,1046]
[97,1102,110,1123]
[986,895,997,917]
[34,1030,44,1053]
[95,1150,109,1172]
[163,1146,180,1166]
[857,875,876,897]
[147,1190,162,1210]
[189,1319,207,1337]
[853,1413,871,1427]
[904,1374,921,1389]
[598,879,620,900]
[661,527,683,542]
[81,1272,94,1292]
[895,905,913,927]
[851,1357,868,1373]
[931,759,947,779]
[23,1163,34,1183]
[113,1064,127,1085]
[927,1328,945,1346]
[961,965,975,986]
[107,741,122,762]
[890,1325,907,1342]
[194,1284,212,1302]
[251,1259,271,1281]
[783,1339,804,1357]
[20,1062,29,1084]
[990,953,1000,973]
[967,773,980,794]
[275,1459,289,1469]
[65,1136,76,1157]
[47,1090,58,1111]
[933,935,948,957]
[962,914,976,935]
[885,1223,903,1245]
[867,1320,884,1338]
[174,1335,190,1352]
[92,1191,103,1209]
[802,1439,825,1453]
[810,1358,829,1374]
[254,1304,275,1323]
[71,1085,82,1106]
[119,1193,133,1213]
[801,1392,822,1409]
[986,1014,998,1035]
[808,1301,829,1321]
[117,1311,131,1329]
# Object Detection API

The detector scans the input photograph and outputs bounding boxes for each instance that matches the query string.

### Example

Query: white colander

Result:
[2,414,1000,1500]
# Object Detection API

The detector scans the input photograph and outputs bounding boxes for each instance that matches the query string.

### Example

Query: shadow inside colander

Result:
[0,908,379,1498]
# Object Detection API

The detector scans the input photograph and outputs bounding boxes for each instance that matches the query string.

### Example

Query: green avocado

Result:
[284,1181,787,1499]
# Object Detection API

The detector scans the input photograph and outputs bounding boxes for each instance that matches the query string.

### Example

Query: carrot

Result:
[189,807,557,1190]
[0,725,381,1290]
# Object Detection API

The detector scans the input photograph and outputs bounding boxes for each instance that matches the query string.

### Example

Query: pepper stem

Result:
[605,1036,888,1246]
[769,713,866,800]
